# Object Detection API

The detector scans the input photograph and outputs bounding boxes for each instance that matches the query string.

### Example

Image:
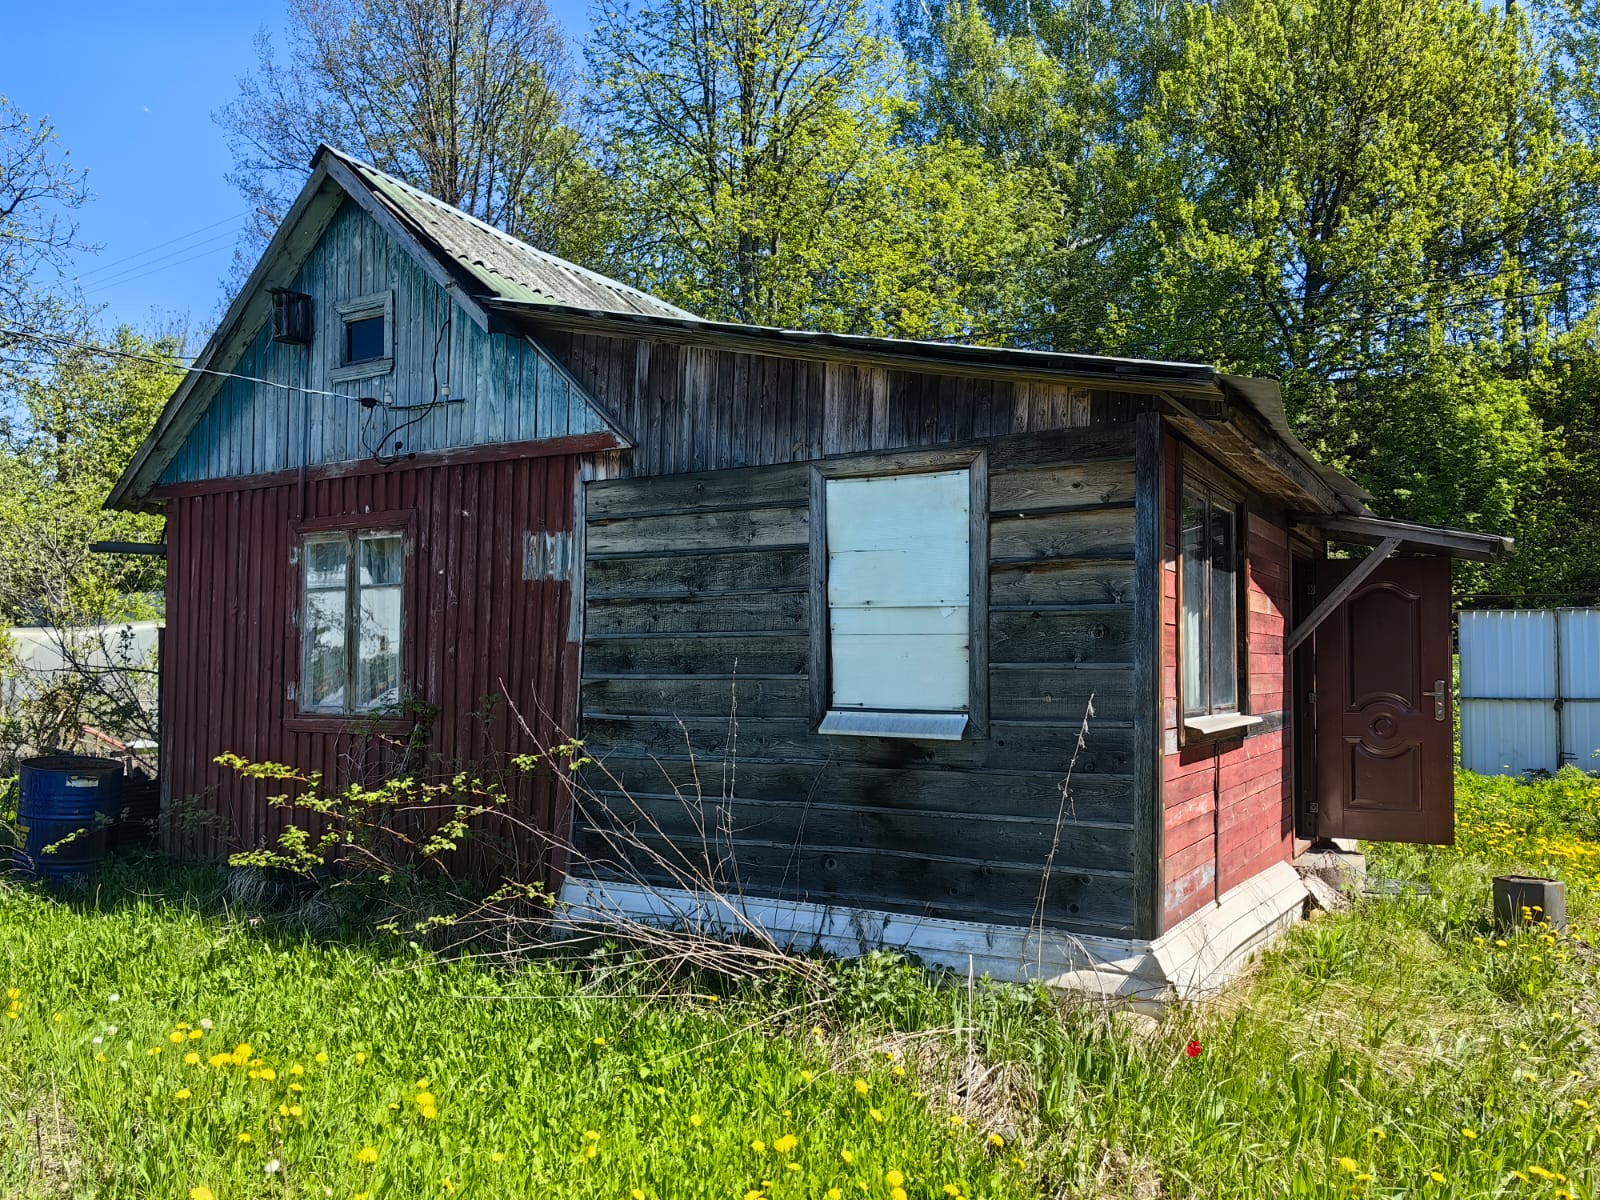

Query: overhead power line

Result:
[82,236,241,297]
[0,324,382,405]
[78,210,251,280]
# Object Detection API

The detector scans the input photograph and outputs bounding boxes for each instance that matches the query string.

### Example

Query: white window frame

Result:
[330,290,394,382]
[295,527,407,716]
[810,453,988,741]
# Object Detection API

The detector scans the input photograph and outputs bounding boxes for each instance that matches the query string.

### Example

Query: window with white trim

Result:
[820,468,971,739]
[299,530,405,713]
[1180,480,1244,720]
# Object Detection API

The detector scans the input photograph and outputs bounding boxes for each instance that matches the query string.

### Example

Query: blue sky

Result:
[2,0,591,336]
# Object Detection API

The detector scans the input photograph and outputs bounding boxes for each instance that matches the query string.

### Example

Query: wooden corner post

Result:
[1132,412,1165,941]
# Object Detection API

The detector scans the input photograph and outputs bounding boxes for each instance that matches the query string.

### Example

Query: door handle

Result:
[1422,679,1450,721]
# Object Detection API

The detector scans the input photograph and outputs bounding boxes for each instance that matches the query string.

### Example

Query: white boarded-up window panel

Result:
[826,470,970,713]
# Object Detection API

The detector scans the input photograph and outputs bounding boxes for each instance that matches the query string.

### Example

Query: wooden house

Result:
[109,147,1509,1002]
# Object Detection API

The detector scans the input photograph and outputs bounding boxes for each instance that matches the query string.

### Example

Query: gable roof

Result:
[335,151,694,319]
[107,146,690,510]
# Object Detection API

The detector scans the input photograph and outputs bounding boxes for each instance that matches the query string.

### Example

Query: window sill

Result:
[1183,712,1264,743]
[819,710,968,740]
[330,357,393,383]
[284,714,415,735]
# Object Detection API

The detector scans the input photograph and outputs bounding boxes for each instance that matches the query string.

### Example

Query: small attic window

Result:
[331,290,393,382]
[345,315,384,363]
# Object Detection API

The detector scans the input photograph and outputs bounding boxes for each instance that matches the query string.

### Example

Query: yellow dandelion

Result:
[751,1139,766,1153]
[490,1151,506,1164]
[1460,1129,1477,1141]
[584,1144,599,1160]
[869,1107,884,1123]
[175,1088,192,1100]
[188,1029,203,1040]
[828,1191,843,1200]
[744,1192,764,1200]
[689,1114,703,1128]
[885,1170,905,1188]
[94,1053,106,1063]
[785,1162,800,1173]
[314,1051,328,1064]
[288,1083,303,1093]
[388,1103,401,1112]
[289,1064,305,1077]
[593,1036,607,1047]
[5,988,18,1000]
[892,1190,907,1200]
[800,1070,814,1084]
[841,1149,855,1164]
[356,1195,369,1200]
[949,1114,966,1127]
[442,1179,454,1194]
[258,1067,276,1082]
[52,1012,61,1023]
[987,1133,1005,1148]
[354,1052,367,1065]
[853,1078,870,1095]
[631,1190,646,1200]
[147,1047,163,1056]
[169,1031,186,1044]
[184,1052,201,1066]
[1429,1171,1446,1184]
[584,1130,601,1142]
[774,1134,798,1154]
[1338,1158,1359,1173]
[1356,1174,1373,1185]
[357,1147,379,1165]
[209,1053,232,1067]
[420,1105,437,1120]
[416,1092,437,1108]
[416,1078,429,1089]
[1367,1128,1385,1140]
[189,1189,215,1200]
[944,1187,962,1198]
[277,1104,290,1118]
[237,1133,252,1144]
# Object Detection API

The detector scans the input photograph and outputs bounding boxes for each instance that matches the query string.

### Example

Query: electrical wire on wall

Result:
[360,305,454,467]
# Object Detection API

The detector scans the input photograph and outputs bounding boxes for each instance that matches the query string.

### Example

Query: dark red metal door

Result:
[1314,557,1454,844]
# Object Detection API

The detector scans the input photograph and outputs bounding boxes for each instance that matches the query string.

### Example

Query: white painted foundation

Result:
[558,862,1308,1008]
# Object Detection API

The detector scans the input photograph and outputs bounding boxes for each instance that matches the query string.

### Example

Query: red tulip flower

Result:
[1184,1039,1203,1058]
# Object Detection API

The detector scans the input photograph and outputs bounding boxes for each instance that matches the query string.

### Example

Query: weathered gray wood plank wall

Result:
[574,420,1146,938]
[538,329,1154,475]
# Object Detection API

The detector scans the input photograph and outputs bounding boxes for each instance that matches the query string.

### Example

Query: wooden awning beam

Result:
[1305,513,1512,563]
[1285,536,1403,655]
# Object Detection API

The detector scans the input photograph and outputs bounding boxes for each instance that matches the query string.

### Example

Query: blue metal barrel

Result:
[15,755,123,879]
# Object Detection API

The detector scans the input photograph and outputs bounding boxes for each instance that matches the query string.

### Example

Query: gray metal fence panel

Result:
[1459,608,1600,775]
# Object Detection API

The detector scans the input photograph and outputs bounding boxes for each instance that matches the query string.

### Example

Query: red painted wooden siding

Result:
[1160,437,1295,929]
[161,455,580,880]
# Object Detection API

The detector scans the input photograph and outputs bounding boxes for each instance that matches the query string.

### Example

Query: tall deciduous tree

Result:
[216,0,603,262]
[587,0,1044,335]
[0,328,177,626]
[0,96,92,430]
[896,0,1181,350]
[1131,0,1597,384]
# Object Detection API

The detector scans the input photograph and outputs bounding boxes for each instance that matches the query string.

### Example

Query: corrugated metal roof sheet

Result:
[334,150,696,320]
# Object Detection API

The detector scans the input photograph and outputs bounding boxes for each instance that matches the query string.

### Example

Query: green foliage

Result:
[0,326,176,624]
[587,0,1046,336]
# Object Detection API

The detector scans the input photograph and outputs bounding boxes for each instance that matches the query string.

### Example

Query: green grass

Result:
[1,768,1598,1199]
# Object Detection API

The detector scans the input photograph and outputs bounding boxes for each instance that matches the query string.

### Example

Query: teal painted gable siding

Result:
[159,199,610,486]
